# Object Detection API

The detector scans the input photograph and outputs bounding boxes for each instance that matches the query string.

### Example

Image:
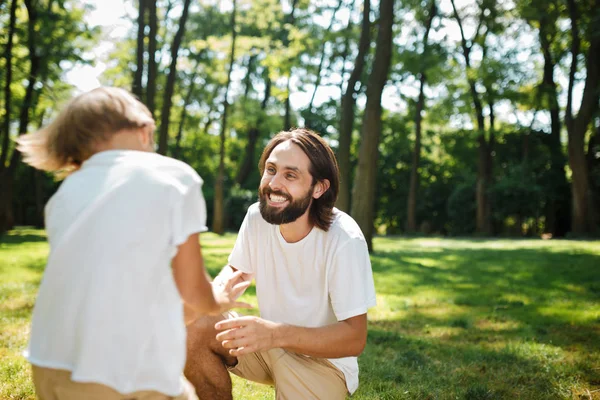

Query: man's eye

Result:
[267,167,275,174]
[285,174,296,180]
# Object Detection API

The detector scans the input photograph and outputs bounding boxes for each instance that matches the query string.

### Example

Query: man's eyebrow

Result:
[283,166,301,173]
[266,161,302,173]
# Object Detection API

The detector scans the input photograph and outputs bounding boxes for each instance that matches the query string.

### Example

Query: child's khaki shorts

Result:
[31,365,198,400]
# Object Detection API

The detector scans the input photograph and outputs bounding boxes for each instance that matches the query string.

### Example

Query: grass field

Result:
[1,228,599,399]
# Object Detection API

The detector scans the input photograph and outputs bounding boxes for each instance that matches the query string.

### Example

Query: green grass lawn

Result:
[1,228,599,399]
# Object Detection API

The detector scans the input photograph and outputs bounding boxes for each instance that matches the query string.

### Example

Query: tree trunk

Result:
[350,0,395,252]
[173,48,207,159]
[337,2,354,96]
[212,0,237,235]
[173,67,199,160]
[568,133,592,234]
[282,0,299,131]
[406,0,436,233]
[146,0,158,117]
[157,0,192,155]
[588,123,600,231]
[566,0,600,235]
[537,14,569,236]
[336,0,371,212]
[451,0,491,235]
[242,54,257,101]
[305,0,345,129]
[32,110,47,228]
[0,0,18,171]
[236,72,271,186]
[283,87,292,130]
[485,101,495,233]
[0,0,42,235]
[20,0,41,136]
[133,0,146,98]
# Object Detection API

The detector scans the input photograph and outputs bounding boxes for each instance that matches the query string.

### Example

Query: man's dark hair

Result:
[258,128,340,231]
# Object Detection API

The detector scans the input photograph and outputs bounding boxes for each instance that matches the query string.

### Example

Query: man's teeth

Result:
[269,194,287,203]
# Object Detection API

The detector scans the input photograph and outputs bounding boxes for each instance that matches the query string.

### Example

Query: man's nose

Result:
[268,173,284,191]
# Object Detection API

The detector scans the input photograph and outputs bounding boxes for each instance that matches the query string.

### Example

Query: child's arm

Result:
[212,265,253,300]
[172,233,250,319]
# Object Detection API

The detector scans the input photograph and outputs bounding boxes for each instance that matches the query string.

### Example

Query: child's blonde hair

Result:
[17,87,154,177]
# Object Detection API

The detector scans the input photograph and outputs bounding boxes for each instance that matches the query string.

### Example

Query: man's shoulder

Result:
[246,202,265,224]
[327,208,367,245]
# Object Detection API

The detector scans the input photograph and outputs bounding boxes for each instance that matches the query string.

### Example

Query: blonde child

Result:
[17,87,248,399]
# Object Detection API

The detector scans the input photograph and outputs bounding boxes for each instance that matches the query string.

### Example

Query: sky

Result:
[64,0,135,92]
[66,0,583,132]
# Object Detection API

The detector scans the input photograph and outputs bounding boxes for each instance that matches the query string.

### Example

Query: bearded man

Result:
[185,128,377,399]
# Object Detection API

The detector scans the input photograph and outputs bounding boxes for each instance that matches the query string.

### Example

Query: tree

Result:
[536,1,569,236]
[283,0,299,130]
[0,0,18,172]
[212,0,238,235]
[157,0,192,155]
[588,122,600,227]
[0,0,18,234]
[303,0,345,129]
[337,0,371,212]
[133,0,146,98]
[235,69,271,187]
[146,0,158,117]
[450,0,496,235]
[406,0,437,233]
[565,0,600,235]
[519,0,570,236]
[0,0,97,234]
[351,0,395,251]
[0,0,43,234]
[173,55,201,160]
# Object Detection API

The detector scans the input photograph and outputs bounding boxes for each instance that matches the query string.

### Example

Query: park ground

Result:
[0,228,599,399]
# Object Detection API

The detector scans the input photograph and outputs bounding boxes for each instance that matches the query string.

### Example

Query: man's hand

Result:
[215,316,282,356]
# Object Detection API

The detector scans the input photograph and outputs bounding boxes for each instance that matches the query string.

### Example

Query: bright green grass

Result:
[1,229,599,399]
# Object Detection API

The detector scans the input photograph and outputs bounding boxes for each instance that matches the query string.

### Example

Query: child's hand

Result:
[211,271,253,314]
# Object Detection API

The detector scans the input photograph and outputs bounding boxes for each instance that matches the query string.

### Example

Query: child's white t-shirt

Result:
[25,150,207,396]
[228,203,377,394]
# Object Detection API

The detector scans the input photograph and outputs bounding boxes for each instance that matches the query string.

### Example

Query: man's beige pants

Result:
[31,365,198,400]
[229,347,349,399]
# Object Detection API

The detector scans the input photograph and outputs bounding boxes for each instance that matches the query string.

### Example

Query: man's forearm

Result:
[274,319,366,358]
[216,314,367,358]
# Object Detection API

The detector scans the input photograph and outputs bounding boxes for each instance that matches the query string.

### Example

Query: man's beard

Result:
[259,186,313,225]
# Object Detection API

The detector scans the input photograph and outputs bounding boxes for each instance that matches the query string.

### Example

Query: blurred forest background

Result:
[1,0,599,250]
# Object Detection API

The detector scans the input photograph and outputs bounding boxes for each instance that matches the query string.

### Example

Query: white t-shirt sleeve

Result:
[227,209,254,274]
[328,238,377,321]
[171,181,208,247]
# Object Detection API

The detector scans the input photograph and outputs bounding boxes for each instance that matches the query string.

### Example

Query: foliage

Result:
[1,0,599,237]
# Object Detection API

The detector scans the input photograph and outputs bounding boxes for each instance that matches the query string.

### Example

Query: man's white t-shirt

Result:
[228,203,377,394]
[25,150,207,396]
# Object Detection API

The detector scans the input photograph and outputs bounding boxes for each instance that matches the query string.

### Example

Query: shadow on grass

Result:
[370,245,600,348]
[357,324,588,399]
[372,245,600,311]
[363,242,600,398]
[0,229,47,244]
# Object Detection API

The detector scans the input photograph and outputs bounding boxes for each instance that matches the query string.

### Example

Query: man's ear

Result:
[312,179,330,199]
